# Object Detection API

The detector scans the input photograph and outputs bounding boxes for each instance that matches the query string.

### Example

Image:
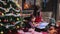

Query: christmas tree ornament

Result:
[0,23,3,26]
[17,18,19,21]
[0,12,2,15]
[3,19,7,22]
[2,13,4,16]
[16,26,20,29]
[0,31,4,34]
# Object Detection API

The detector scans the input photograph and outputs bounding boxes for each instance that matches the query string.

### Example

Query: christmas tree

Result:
[0,0,24,34]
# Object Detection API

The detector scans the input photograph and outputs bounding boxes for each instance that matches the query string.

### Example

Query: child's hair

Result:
[49,25,57,30]
[30,15,35,21]
[33,5,40,17]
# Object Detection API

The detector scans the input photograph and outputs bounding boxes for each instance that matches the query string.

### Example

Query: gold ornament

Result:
[1,31,3,34]
[1,24,3,26]
[17,18,19,20]
[0,24,3,26]
[2,13,4,16]
[16,26,19,28]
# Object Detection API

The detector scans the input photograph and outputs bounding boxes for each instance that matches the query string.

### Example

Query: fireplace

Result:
[22,0,36,10]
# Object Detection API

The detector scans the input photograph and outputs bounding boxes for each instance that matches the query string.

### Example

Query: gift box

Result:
[42,32,48,34]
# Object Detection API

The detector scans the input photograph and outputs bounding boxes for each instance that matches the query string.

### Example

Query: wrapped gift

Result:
[42,32,48,34]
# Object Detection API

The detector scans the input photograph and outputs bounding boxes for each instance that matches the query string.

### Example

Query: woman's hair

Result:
[30,15,35,19]
[33,5,40,17]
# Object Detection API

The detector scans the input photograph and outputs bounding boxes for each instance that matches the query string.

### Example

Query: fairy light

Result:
[16,26,20,29]
[0,23,3,26]
[1,24,3,26]
[2,13,4,16]
[1,31,3,34]
[17,18,19,20]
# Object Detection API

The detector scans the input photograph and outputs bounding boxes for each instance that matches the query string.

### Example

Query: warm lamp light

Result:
[24,3,30,9]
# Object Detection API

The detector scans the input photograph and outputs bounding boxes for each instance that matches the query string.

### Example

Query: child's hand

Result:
[34,23,40,27]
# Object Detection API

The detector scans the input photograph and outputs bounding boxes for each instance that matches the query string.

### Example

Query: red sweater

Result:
[35,16,42,23]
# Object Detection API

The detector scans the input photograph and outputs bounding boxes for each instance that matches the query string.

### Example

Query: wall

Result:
[57,0,60,20]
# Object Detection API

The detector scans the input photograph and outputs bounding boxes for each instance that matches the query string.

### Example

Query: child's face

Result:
[31,17,36,22]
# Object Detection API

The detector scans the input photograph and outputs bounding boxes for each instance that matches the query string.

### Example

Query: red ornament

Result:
[3,19,7,22]
[0,12,2,15]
